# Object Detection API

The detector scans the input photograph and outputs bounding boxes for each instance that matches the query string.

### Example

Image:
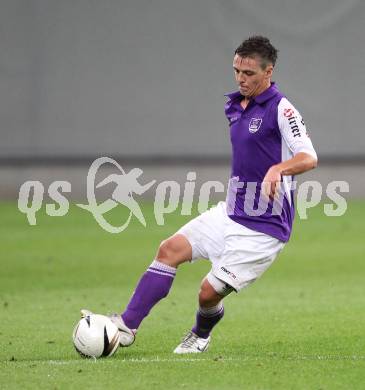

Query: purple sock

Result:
[192,303,224,339]
[122,260,176,329]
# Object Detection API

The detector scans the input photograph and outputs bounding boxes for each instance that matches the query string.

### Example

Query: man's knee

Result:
[198,278,224,308]
[156,234,192,267]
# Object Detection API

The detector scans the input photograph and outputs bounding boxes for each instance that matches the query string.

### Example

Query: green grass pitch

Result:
[1,201,365,389]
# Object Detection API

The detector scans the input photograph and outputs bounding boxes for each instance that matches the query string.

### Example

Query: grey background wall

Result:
[1,0,365,160]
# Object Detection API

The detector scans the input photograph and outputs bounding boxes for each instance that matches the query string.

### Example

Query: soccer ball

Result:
[72,314,120,358]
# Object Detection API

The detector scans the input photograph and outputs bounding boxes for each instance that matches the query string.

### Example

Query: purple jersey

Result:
[225,82,317,242]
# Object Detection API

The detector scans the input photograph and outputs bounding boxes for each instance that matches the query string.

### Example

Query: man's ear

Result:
[265,65,273,79]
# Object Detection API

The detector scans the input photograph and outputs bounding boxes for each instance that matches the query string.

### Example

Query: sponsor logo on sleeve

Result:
[284,108,294,117]
[284,107,301,138]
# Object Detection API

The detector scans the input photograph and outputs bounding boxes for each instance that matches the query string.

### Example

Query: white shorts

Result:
[177,201,285,292]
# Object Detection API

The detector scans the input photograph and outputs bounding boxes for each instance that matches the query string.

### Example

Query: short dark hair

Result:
[235,36,278,69]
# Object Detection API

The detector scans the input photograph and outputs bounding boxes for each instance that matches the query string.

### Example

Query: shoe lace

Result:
[180,332,199,348]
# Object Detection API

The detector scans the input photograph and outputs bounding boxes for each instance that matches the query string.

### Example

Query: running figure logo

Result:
[77,157,155,233]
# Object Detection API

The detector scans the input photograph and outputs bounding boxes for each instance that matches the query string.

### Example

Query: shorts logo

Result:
[220,266,237,279]
[248,118,262,133]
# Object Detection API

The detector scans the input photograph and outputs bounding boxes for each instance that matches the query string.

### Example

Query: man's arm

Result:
[262,152,317,199]
[275,151,318,175]
[262,98,318,199]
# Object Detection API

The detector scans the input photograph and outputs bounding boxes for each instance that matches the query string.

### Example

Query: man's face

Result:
[233,54,273,98]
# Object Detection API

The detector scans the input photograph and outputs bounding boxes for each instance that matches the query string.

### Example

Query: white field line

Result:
[2,355,365,366]
[49,355,365,364]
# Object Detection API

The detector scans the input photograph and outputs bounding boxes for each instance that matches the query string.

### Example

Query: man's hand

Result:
[262,165,282,200]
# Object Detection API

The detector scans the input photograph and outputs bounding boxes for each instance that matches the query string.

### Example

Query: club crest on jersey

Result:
[248,118,262,133]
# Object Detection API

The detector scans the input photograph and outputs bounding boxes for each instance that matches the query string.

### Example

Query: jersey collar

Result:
[225,82,279,105]
[254,82,279,104]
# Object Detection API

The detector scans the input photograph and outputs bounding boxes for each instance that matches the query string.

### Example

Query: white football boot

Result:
[173,331,211,354]
[80,309,136,347]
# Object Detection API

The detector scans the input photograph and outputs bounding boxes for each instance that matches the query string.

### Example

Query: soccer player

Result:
[83,35,318,353]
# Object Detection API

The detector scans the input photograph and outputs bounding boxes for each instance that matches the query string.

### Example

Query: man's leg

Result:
[121,234,192,332]
[191,278,226,338]
[174,275,233,354]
